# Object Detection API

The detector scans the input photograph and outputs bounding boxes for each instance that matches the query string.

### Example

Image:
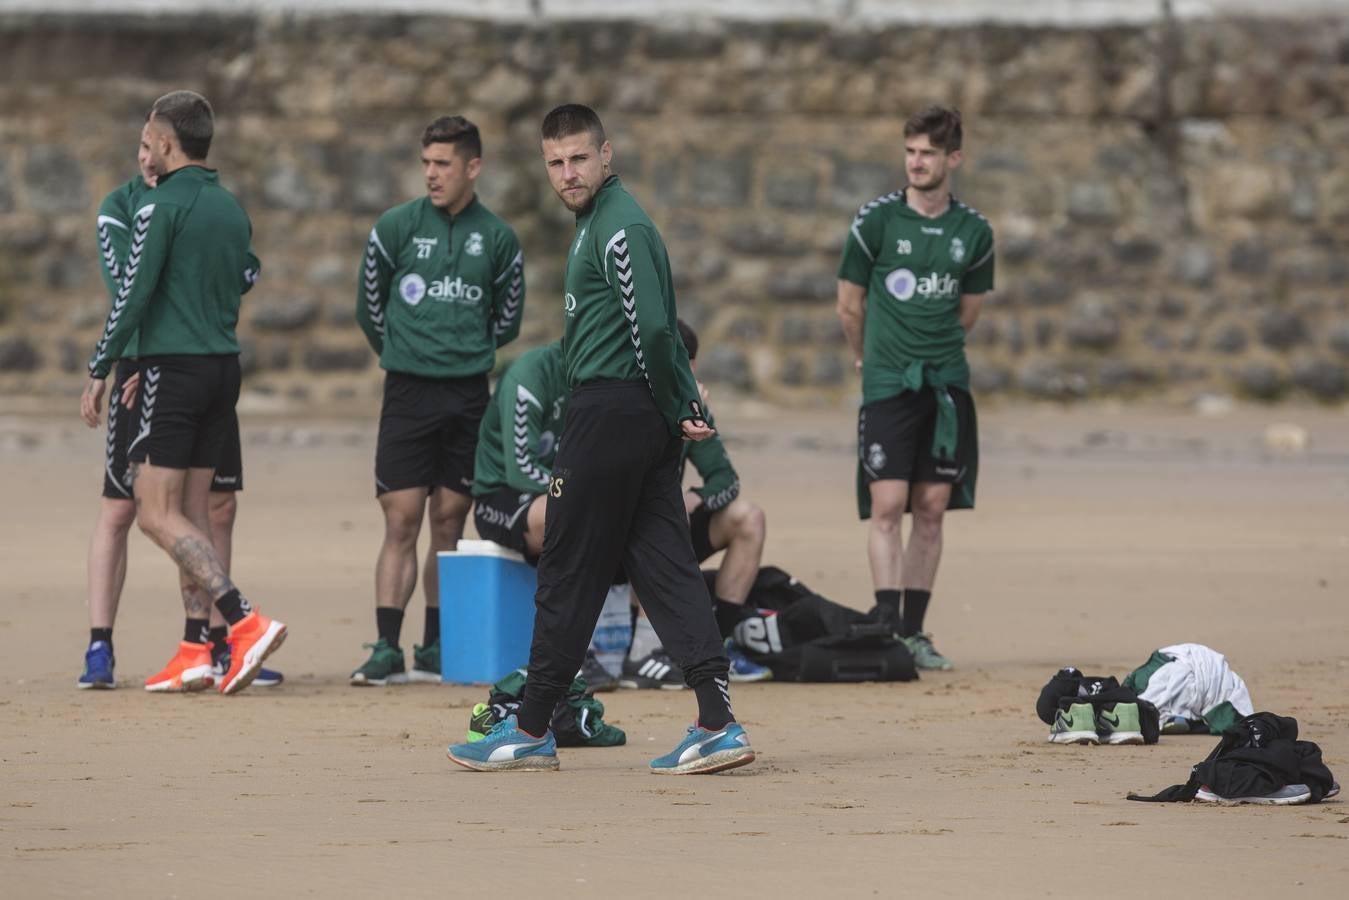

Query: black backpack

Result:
[706,567,917,683]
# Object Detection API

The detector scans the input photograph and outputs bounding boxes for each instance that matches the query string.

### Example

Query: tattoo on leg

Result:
[181,581,212,618]
[170,535,236,599]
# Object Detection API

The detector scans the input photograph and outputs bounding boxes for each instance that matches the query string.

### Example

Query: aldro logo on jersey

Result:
[400,273,485,306]
[884,268,961,303]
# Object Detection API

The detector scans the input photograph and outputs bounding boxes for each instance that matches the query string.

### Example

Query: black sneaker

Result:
[578,649,618,693]
[620,649,686,690]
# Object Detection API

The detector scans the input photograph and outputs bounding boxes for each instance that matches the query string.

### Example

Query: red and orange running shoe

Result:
[144,641,215,693]
[219,611,287,695]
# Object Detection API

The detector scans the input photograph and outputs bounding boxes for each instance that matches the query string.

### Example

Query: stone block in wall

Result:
[1228,240,1269,276]
[967,318,998,349]
[763,164,819,211]
[721,220,809,257]
[470,65,535,116]
[251,297,320,332]
[767,268,835,303]
[0,156,12,213]
[348,148,405,216]
[1023,279,1070,308]
[1205,163,1278,220]
[1004,318,1025,355]
[1064,294,1120,351]
[724,316,766,343]
[1096,359,1156,394]
[1233,361,1287,401]
[1290,357,1346,401]
[1178,325,1201,352]
[1256,309,1307,350]
[0,336,41,372]
[1111,235,1161,266]
[1154,295,1189,321]
[777,354,806,387]
[832,158,898,215]
[779,314,813,346]
[303,343,371,373]
[58,338,82,374]
[810,351,844,388]
[1329,322,1349,358]
[700,344,753,391]
[1170,244,1215,287]
[22,146,89,214]
[1208,322,1248,354]
[1168,361,1210,384]
[1321,167,1349,223]
[970,363,1012,395]
[689,153,751,207]
[1033,317,1057,350]
[1288,176,1319,222]
[1065,181,1122,224]
[1017,358,1088,400]
[1141,322,1172,352]
[645,26,726,60]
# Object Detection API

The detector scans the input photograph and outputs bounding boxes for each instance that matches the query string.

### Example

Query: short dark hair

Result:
[151,90,213,160]
[676,318,698,362]
[541,104,606,147]
[904,106,962,153]
[422,116,482,159]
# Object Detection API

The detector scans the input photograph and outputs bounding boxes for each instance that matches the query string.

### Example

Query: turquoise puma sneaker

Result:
[446,715,559,772]
[650,722,755,775]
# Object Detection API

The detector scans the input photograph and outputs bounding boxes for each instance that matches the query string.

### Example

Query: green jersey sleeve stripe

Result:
[97,216,128,282]
[368,227,394,266]
[493,249,522,284]
[89,203,154,375]
[848,222,876,262]
[967,246,994,272]
[493,249,524,338]
[362,235,386,337]
[512,387,551,487]
[608,230,651,383]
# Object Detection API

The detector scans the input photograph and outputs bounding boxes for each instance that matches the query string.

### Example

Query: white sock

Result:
[628,616,661,660]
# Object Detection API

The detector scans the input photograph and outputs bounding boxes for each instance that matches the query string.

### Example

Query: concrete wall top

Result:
[1,0,1346,25]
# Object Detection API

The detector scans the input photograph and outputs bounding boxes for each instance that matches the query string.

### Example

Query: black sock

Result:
[208,625,228,653]
[902,589,931,638]
[874,589,901,613]
[376,607,405,649]
[423,607,440,647]
[516,699,552,738]
[693,676,735,731]
[184,618,209,644]
[214,589,252,625]
[90,627,113,649]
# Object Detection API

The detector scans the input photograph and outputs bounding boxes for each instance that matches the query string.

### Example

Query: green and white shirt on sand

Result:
[473,341,568,498]
[357,195,524,379]
[561,175,701,436]
[838,190,994,405]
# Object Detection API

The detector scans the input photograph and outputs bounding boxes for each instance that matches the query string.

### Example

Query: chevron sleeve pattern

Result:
[356,222,394,355]
[490,232,525,348]
[88,202,167,379]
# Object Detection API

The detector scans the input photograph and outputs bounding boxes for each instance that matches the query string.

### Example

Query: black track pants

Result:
[517,381,730,734]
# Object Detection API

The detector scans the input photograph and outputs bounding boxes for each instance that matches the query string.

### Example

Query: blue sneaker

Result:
[446,715,559,772]
[77,641,116,689]
[725,639,772,683]
[213,645,283,688]
[650,722,756,775]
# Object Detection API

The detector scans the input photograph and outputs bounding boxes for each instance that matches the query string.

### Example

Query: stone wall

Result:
[1,11,1347,408]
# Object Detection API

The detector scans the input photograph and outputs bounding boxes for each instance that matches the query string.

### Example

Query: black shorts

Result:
[472,488,538,562]
[688,503,717,563]
[859,386,976,485]
[127,354,242,472]
[210,410,243,494]
[375,371,489,496]
[101,359,138,499]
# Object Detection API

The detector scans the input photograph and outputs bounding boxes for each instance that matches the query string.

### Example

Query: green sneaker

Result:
[349,638,407,686]
[902,633,954,670]
[467,703,494,742]
[1098,702,1144,745]
[1048,702,1100,744]
[409,640,441,683]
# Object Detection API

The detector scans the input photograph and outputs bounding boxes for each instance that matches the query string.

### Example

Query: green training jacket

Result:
[473,341,568,497]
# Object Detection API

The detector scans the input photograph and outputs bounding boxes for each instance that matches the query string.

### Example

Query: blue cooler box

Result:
[437,539,537,684]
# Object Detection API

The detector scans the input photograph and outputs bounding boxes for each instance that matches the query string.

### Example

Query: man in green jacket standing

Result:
[353,116,525,685]
[836,106,995,671]
[82,90,284,695]
[447,105,754,775]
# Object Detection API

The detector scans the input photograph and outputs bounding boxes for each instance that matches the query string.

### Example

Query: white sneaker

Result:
[1195,783,1312,805]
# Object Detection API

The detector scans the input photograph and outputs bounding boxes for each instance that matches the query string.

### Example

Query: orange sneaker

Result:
[219,611,287,695]
[144,641,215,693]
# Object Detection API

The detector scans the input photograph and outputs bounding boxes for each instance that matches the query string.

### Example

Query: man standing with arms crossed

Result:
[447,104,754,774]
[83,90,285,695]
[354,116,525,685]
[836,106,994,671]
[78,120,280,690]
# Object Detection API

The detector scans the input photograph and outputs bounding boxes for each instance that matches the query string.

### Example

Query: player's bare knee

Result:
[739,501,767,544]
[104,498,138,532]
[911,502,945,539]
